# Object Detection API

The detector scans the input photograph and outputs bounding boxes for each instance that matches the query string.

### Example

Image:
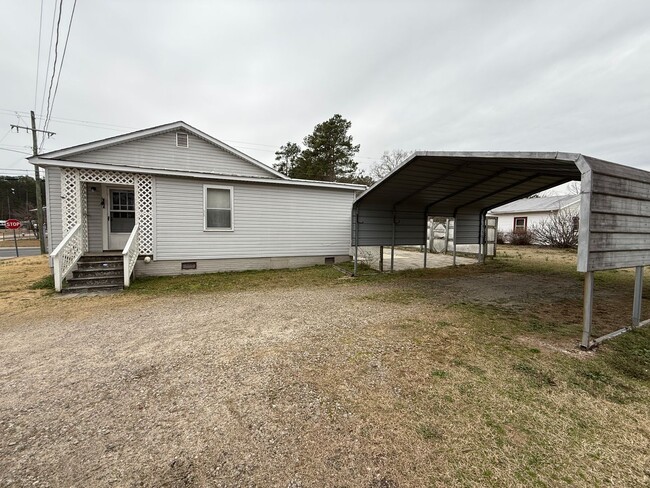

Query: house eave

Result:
[30,157,366,191]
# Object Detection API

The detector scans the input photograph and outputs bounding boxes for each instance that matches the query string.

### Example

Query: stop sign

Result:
[5,219,21,230]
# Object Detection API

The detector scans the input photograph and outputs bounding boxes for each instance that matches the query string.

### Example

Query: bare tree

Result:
[530,207,580,248]
[370,149,411,180]
[566,180,581,195]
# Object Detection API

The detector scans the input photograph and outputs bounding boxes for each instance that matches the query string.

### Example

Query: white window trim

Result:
[203,184,234,232]
[176,132,189,148]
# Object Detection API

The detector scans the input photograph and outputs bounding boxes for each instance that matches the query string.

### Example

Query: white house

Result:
[488,194,581,235]
[29,122,365,292]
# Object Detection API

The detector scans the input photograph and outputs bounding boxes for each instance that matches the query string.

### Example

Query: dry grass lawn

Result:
[0,247,649,487]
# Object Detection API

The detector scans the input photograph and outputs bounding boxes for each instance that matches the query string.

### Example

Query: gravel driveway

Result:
[1,284,440,487]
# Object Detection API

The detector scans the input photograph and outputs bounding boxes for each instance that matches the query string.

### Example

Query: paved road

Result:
[0,247,43,259]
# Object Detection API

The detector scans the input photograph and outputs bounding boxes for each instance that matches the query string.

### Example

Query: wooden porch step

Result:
[71,269,123,280]
[76,260,124,269]
[61,252,129,294]
[61,283,123,294]
[78,253,123,261]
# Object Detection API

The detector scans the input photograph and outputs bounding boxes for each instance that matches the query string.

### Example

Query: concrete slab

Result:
[359,247,476,271]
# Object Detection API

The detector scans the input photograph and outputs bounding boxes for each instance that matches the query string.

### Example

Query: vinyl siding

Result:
[62,131,278,178]
[154,176,355,260]
[45,166,62,252]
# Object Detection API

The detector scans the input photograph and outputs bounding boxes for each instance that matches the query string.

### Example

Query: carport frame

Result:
[352,151,650,349]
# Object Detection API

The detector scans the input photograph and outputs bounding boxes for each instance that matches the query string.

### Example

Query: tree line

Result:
[0,175,45,220]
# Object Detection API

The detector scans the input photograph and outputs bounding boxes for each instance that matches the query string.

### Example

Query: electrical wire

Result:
[40,0,64,150]
[0,167,31,172]
[34,0,44,112]
[38,0,59,130]
[0,129,12,145]
[1,109,383,160]
[0,148,32,155]
[44,0,78,142]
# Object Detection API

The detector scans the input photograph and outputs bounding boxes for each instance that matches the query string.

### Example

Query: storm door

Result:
[107,188,135,250]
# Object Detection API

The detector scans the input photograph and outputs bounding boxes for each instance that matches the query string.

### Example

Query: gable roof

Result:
[488,194,581,214]
[32,121,288,180]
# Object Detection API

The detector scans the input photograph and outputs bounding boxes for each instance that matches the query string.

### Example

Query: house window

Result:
[513,217,527,233]
[176,132,189,148]
[204,185,233,231]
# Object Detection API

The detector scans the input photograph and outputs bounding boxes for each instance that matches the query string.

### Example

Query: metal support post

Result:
[452,218,457,266]
[390,212,396,272]
[423,213,428,269]
[444,218,450,255]
[477,213,483,264]
[379,246,384,272]
[581,271,595,349]
[633,266,644,327]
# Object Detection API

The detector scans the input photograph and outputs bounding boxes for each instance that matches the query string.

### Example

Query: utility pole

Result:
[10,111,55,254]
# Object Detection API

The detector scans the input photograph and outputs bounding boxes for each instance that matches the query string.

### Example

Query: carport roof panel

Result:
[355,151,583,210]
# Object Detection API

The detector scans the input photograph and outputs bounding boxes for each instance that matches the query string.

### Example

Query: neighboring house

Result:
[488,194,581,235]
[29,121,365,292]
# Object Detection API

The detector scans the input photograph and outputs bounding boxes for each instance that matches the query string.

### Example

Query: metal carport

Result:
[352,151,650,349]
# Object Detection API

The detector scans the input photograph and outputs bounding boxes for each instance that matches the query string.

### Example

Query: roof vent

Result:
[176,132,189,148]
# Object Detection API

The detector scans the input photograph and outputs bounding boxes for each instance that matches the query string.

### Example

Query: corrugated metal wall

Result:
[578,156,650,271]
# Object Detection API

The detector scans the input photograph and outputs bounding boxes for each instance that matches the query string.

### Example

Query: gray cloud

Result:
[1,0,649,177]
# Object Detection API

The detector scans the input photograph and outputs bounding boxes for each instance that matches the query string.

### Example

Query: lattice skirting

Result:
[61,168,153,255]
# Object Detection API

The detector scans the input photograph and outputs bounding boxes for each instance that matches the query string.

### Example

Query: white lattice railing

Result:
[51,223,84,292]
[122,223,140,288]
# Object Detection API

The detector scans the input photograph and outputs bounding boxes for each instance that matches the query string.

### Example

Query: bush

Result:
[530,208,579,248]
[507,230,534,245]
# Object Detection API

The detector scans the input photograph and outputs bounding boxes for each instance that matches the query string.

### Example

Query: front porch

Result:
[51,168,153,292]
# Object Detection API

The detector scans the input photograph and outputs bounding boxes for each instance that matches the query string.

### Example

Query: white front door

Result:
[107,187,135,250]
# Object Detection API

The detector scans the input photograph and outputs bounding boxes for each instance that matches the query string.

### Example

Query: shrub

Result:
[507,230,534,245]
[530,208,579,248]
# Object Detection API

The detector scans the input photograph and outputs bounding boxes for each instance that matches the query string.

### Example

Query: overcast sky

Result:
[1,0,649,178]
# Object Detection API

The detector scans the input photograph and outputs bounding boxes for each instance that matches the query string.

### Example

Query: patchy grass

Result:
[1,247,650,486]
[126,264,347,295]
[29,273,54,290]
[0,255,52,307]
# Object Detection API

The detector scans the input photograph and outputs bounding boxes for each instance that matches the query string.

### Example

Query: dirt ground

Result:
[1,249,649,487]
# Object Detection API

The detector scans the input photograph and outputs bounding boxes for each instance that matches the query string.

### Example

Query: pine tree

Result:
[274,114,363,182]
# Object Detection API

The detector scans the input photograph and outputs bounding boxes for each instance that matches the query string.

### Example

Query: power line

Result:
[38,0,59,130]
[0,128,12,145]
[41,0,64,150]
[34,0,44,112]
[0,167,31,172]
[44,0,78,142]
[0,148,31,155]
[1,108,384,161]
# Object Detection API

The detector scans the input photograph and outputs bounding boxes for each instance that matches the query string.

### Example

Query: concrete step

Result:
[66,276,124,287]
[61,283,123,294]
